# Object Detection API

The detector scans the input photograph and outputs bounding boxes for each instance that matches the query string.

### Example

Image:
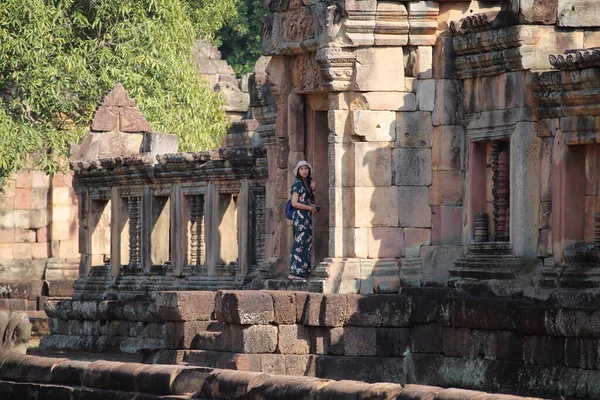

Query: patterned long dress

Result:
[290,178,313,278]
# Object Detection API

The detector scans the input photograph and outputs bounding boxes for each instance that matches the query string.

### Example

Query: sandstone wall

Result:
[39,289,600,399]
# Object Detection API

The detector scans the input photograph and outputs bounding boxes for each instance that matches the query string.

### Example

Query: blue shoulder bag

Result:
[285,199,294,220]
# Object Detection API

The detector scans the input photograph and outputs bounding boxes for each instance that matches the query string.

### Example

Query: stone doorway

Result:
[304,103,330,266]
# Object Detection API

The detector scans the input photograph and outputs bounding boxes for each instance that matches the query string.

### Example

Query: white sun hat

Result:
[293,160,313,176]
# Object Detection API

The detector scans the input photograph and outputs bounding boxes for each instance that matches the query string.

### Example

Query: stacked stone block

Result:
[0,170,78,339]
[39,289,600,398]
[0,352,541,400]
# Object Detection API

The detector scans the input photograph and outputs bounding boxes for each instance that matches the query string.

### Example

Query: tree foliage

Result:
[0,0,238,186]
[216,0,267,76]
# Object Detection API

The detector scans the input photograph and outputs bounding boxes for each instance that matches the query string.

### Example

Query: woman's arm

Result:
[291,192,317,213]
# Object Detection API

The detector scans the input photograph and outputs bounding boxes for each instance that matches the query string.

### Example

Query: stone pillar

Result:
[238,179,250,276]
[170,184,187,276]
[205,182,218,275]
[511,122,541,258]
[140,186,152,273]
[110,187,123,276]
[78,190,91,277]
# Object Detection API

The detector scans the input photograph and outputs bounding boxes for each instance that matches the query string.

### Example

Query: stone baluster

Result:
[189,195,206,275]
[492,141,510,242]
[127,196,142,270]
[474,212,489,242]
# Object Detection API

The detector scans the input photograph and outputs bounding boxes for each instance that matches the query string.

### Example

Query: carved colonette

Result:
[70,85,267,300]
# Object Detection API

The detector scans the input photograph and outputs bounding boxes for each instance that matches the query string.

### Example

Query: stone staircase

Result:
[449,243,539,296]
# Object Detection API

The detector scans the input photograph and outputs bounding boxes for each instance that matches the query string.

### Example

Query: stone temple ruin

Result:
[4,0,600,399]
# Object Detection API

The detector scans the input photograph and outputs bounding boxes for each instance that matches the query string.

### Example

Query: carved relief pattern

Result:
[453,26,531,79]
[316,47,356,92]
[549,48,600,71]
[293,53,323,93]
[128,196,142,269]
[492,141,510,242]
[450,14,492,35]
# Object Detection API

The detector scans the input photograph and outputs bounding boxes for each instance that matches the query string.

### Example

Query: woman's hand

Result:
[310,206,318,214]
[310,179,316,191]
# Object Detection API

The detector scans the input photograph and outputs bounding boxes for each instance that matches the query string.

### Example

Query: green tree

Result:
[216,0,267,76]
[0,0,238,187]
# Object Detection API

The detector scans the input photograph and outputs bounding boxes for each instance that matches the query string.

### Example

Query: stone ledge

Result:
[0,352,543,400]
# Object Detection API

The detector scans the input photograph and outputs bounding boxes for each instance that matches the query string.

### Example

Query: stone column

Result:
[170,183,187,276]
[110,187,123,276]
[204,182,218,276]
[238,179,250,276]
[78,190,91,277]
[140,186,152,273]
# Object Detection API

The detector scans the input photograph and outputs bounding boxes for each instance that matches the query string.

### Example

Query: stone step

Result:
[450,268,520,280]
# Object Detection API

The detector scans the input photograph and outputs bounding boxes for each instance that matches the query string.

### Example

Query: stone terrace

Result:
[34,289,600,399]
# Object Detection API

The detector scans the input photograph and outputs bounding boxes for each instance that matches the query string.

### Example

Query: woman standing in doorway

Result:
[289,160,317,280]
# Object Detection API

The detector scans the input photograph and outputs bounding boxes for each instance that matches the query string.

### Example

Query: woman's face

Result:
[298,165,310,178]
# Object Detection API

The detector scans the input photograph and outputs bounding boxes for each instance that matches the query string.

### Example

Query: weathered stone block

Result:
[377,328,410,357]
[13,243,32,259]
[432,80,463,126]
[429,171,463,206]
[329,327,345,356]
[13,211,30,229]
[432,126,464,171]
[421,246,464,285]
[522,336,564,365]
[431,206,462,246]
[344,327,377,356]
[0,244,12,259]
[31,242,49,259]
[411,323,442,354]
[398,186,431,228]
[368,227,404,258]
[354,142,392,187]
[164,321,210,350]
[396,112,433,149]
[302,294,347,327]
[354,187,399,228]
[362,92,417,111]
[265,291,295,325]
[215,291,274,325]
[15,171,32,189]
[416,79,435,112]
[414,46,433,79]
[394,148,432,186]
[355,47,405,92]
[14,189,31,211]
[352,111,397,142]
[156,291,215,322]
[278,325,311,355]
[433,36,455,79]
[404,228,431,258]
[230,324,278,354]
